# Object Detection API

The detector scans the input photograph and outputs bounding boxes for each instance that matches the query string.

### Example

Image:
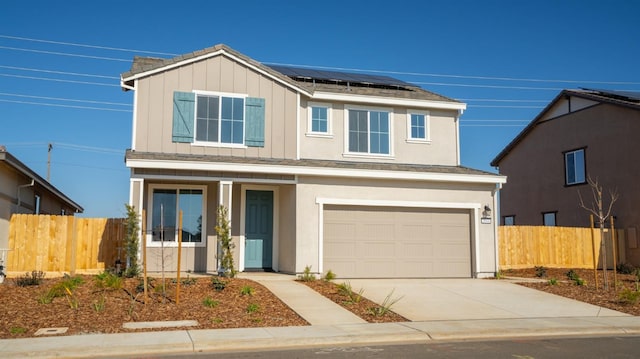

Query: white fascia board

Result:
[126,158,506,185]
[121,50,312,98]
[312,92,467,111]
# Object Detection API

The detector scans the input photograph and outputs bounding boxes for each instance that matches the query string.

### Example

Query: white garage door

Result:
[323,205,472,278]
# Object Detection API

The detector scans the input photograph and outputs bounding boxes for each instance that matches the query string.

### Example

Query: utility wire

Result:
[0,73,118,87]
[0,99,131,112]
[0,45,130,62]
[0,65,119,79]
[0,34,177,56]
[0,92,130,106]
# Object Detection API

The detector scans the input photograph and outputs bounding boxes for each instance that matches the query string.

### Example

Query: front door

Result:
[244,190,273,270]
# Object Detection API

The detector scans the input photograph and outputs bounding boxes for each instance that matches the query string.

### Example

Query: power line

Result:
[0,92,130,106]
[0,73,118,87]
[55,142,124,155]
[412,81,564,91]
[0,65,119,79]
[0,34,177,57]
[469,105,545,109]
[0,99,131,112]
[0,45,130,62]
[459,98,550,103]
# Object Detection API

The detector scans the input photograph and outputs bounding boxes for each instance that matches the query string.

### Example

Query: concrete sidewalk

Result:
[1,274,637,358]
[2,317,640,358]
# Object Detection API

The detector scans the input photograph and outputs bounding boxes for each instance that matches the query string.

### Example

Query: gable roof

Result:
[120,44,463,107]
[490,88,640,167]
[0,146,83,213]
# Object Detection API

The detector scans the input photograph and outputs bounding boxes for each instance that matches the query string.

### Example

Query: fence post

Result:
[590,215,598,290]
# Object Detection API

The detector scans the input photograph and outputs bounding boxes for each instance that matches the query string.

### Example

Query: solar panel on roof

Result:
[583,88,640,102]
[269,65,412,87]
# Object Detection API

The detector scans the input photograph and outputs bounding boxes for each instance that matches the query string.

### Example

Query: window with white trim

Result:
[564,148,586,185]
[307,103,332,136]
[347,107,391,155]
[407,111,430,141]
[148,185,206,246]
[195,94,245,144]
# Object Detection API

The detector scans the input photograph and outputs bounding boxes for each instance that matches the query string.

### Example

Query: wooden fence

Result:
[7,214,126,275]
[499,225,624,269]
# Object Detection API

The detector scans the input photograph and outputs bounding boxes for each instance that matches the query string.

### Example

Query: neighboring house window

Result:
[172,91,265,147]
[307,103,332,136]
[564,148,586,185]
[196,94,244,144]
[407,111,430,142]
[347,107,391,155]
[149,186,205,246]
[543,212,557,226]
[503,216,515,226]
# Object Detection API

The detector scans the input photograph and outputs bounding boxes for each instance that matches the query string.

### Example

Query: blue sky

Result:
[1,1,638,218]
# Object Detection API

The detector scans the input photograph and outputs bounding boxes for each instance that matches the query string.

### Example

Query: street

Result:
[123,335,640,358]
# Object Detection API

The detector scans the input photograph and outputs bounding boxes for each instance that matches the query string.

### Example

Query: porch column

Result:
[129,178,144,266]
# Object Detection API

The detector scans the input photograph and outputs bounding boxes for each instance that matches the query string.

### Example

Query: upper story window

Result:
[307,102,332,136]
[543,212,557,226]
[196,94,244,145]
[172,91,265,148]
[564,148,586,185]
[407,111,430,142]
[346,107,391,155]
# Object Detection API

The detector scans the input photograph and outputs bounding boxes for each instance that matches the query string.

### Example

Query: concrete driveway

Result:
[346,279,628,321]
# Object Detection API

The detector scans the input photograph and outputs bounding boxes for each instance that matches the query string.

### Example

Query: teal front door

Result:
[244,190,273,270]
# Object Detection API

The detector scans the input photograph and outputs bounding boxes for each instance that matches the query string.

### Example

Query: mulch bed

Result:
[503,267,640,316]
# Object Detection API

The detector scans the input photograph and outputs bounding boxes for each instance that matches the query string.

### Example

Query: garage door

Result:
[323,205,471,278]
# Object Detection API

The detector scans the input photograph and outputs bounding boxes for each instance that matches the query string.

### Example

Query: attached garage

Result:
[323,205,472,278]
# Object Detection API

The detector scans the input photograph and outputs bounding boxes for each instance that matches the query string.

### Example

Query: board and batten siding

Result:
[134,55,298,160]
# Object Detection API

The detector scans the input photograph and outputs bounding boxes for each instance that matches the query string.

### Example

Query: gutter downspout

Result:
[17,179,35,208]
[493,182,502,275]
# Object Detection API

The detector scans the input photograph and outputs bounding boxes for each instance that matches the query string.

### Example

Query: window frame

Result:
[343,105,394,158]
[564,148,586,186]
[503,215,515,226]
[193,90,248,148]
[406,110,431,143]
[146,184,207,248]
[306,102,333,138]
[542,211,557,226]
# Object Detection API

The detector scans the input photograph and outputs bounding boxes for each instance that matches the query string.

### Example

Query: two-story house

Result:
[491,89,640,265]
[120,44,505,278]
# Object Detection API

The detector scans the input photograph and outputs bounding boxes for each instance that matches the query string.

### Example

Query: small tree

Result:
[578,176,619,290]
[123,204,141,278]
[216,205,236,278]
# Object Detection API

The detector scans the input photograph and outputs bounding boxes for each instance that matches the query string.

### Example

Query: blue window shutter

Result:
[172,91,195,143]
[245,97,265,147]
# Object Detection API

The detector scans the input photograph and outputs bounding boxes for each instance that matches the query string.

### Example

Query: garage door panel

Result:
[324,205,471,278]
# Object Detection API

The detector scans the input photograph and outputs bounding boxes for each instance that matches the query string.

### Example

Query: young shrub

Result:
[617,263,636,275]
[92,295,106,313]
[297,265,316,282]
[246,303,260,313]
[369,289,404,317]
[619,289,640,304]
[216,205,236,278]
[240,285,255,296]
[566,269,579,281]
[95,271,123,290]
[548,278,558,286]
[534,266,547,278]
[123,204,141,278]
[202,296,219,308]
[337,281,365,304]
[212,277,227,292]
[15,270,45,287]
[323,270,337,281]
[10,327,27,335]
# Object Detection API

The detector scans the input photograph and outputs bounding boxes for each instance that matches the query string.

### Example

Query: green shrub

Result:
[15,271,45,287]
[92,295,106,312]
[240,285,255,296]
[619,289,640,304]
[566,269,579,281]
[368,289,403,317]
[617,263,636,275]
[212,277,227,292]
[246,303,259,313]
[203,296,219,308]
[297,265,316,282]
[95,271,123,290]
[548,278,558,285]
[534,266,547,278]
[337,281,364,304]
[323,270,337,281]
[10,327,26,335]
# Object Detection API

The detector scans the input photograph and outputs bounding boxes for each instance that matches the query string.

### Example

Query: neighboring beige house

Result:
[120,44,506,278]
[491,89,640,264]
[0,146,83,250]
